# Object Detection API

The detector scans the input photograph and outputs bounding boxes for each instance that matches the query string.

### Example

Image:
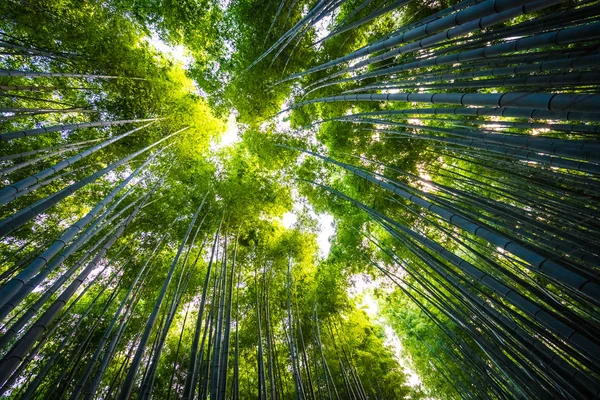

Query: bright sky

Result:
[145,32,193,68]
[211,112,240,151]
[313,9,333,46]
[281,209,335,257]
[316,213,335,256]
[350,273,424,388]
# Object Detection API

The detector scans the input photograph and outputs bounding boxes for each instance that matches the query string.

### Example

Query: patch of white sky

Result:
[218,0,234,10]
[274,97,294,132]
[349,273,424,389]
[144,22,242,153]
[145,31,194,69]
[272,93,335,257]
[313,12,334,49]
[211,111,241,152]
[145,0,238,75]
[205,110,241,182]
[280,189,335,257]
[144,30,214,100]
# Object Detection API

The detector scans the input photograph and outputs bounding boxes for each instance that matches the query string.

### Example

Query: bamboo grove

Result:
[0,0,599,399]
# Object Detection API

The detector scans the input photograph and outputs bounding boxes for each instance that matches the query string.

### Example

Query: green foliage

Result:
[3,0,598,399]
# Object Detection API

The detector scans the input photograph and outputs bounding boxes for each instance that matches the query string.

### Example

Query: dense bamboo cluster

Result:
[0,34,400,399]
[1,0,600,398]
[259,0,600,398]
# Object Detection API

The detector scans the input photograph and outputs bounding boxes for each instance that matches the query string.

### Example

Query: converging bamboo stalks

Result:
[1,0,599,399]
